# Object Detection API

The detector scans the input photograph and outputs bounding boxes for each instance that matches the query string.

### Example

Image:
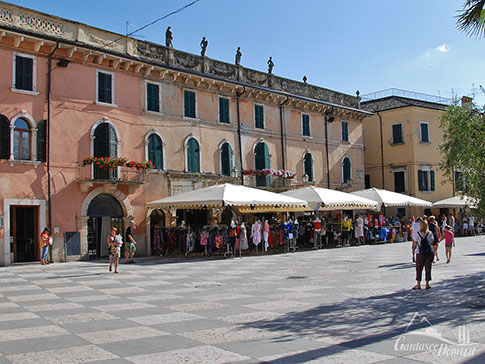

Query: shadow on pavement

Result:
[245,271,485,363]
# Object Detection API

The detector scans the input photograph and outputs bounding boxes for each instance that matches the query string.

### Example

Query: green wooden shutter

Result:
[0,115,10,159]
[16,56,33,91]
[148,134,163,170]
[187,138,200,172]
[421,123,429,143]
[302,115,310,136]
[98,73,112,103]
[304,153,313,181]
[418,170,424,191]
[184,91,196,118]
[221,143,232,176]
[343,157,351,183]
[255,105,264,129]
[147,83,159,112]
[430,170,435,191]
[255,142,270,186]
[219,98,229,123]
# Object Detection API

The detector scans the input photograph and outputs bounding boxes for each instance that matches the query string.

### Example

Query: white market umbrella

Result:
[351,188,432,209]
[281,186,379,211]
[432,195,478,209]
[147,183,307,211]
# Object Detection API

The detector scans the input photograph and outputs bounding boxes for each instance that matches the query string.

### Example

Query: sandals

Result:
[114,271,119,274]
[425,285,431,289]
[412,285,421,290]
[109,266,112,272]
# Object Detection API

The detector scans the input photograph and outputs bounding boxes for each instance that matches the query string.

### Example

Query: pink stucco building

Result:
[0,2,370,265]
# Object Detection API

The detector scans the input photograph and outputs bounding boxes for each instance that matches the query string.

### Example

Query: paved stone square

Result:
[0,236,484,364]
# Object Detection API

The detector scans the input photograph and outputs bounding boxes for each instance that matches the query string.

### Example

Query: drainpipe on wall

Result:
[377,110,385,189]
[47,42,59,262]
[236,86,246,185]
[279,96,290,171]
[324,109,334,189]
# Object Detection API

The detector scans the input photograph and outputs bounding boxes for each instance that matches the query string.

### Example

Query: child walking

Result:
[443,225,455,264]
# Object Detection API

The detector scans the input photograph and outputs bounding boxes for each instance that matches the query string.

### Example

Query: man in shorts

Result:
[125,220,137,264]
[468,214,475,236]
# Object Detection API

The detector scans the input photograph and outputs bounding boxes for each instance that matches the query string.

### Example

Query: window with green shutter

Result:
[302,114,310,136]
[184,90,196,118]
[219,98,230,123]
[255,105,264,129]
[304,153,314,182]
[420,122,430,143]
[343,157,351,183]
[221,142,233,176]
[418,170,432,191]
[146,83,160,112]
[97,72,112,104]
[341,121,349,142]
[15,55,33,91]
[430,170,435,191]
[394,171,405,193]
[392,124,403,144]
[0,115,10,160]
[148,134,163,170]
[255,142,270,186]
[187,138,200,173]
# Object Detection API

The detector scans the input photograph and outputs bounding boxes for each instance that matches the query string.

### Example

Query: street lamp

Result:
[231,167,239,179]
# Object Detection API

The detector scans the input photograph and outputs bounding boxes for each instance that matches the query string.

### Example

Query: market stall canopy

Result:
[351,188,432,208]
[281,186,379,211]
[147,183,307,212]
[432,195,478,209]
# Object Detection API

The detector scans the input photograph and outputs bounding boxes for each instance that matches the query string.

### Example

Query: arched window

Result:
[304,152,314,182]
[93,122,118,179]
[37,119,46,162]
[186,138,200,173]
[343,157,351,184]
[13,118,31,160]
[221,142,233,176]
[255,142,270,186]
[148,134,163,170]
[0,115,10,160]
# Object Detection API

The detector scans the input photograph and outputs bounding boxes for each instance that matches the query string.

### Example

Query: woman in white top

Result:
[355,215,364,245]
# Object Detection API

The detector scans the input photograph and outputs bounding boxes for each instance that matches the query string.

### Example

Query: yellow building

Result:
[361,89,457,218]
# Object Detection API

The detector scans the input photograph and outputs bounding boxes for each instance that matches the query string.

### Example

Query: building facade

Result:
[361,89,456,217]
[0,2,369,265]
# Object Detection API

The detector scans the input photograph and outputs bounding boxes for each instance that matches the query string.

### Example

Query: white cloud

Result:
[435,44,448,53]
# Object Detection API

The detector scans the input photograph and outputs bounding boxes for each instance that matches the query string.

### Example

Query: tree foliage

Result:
[440,103,485,213]
[457,0,485,38]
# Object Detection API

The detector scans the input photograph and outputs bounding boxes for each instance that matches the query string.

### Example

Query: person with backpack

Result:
[413,219,435,290]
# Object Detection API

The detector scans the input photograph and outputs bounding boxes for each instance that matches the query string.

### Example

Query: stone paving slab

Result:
[0,236,484,363]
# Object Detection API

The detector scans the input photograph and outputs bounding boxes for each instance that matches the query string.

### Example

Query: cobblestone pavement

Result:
[0,236,484,364]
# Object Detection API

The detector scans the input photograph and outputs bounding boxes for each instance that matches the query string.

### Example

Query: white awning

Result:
[281,186,379,211]
[147,183,307,211]
[351,188,432,208]
[432,195,478,209]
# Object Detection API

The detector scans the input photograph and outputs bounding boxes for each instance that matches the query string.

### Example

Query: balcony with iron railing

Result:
[243,175,293,191]
[77,164,145,193]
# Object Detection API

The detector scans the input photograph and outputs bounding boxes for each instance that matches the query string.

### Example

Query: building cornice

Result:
[0,1,371,120]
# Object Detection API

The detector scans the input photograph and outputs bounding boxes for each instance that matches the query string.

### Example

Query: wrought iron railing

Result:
[243,175,292,190]
[78,164,145,184]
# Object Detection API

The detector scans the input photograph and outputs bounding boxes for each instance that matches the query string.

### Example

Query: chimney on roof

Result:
[461,96,473,107]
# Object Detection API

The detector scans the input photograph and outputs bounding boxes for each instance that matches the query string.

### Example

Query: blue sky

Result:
[9,0,485,104]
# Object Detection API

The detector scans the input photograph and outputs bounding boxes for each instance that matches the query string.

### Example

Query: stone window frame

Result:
[11,52,39,96]
[144,80,162,114]
[96,69,117,107]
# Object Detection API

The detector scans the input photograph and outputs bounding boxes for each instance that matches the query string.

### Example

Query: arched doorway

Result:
[87,193,124,258]
[150,209,165,255]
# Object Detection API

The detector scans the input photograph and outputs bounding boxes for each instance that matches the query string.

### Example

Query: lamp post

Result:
[231,167,239,181]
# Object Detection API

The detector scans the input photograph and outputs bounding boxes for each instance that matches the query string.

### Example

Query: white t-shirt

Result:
[469,216,475,227]
[411,222,421,241]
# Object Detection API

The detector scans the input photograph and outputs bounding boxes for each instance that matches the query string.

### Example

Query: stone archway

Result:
[80,187,133,259]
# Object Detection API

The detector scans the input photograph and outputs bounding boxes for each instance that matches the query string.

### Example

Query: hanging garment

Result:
[200,231,208,246]
[251,222,262,246]
[239,225,249,250]
[153,228,163,254]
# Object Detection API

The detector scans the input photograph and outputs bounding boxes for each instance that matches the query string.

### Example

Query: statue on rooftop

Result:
[267,57,274,74]
[165,27,173,48]
[200,37,208,57]
[235,47,242,66]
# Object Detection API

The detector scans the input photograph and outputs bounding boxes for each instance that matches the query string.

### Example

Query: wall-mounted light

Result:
[302,174,309,184]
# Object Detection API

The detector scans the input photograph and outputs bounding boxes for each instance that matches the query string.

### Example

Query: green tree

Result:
[457,0,485,37]
[440,103,485,213]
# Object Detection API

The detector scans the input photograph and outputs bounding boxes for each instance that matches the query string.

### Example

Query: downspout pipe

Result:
[236,86,246,185]
[47,42,59,261]
[324,108,334,189]
[377,110,385,189]
[279,96,290,171]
